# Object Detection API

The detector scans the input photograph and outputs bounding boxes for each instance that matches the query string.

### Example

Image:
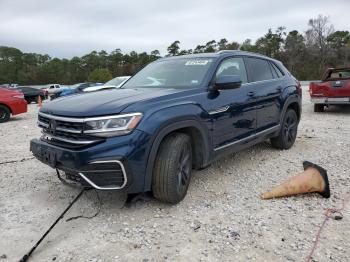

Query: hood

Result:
[0,87,23,96]
[40,87,180,117]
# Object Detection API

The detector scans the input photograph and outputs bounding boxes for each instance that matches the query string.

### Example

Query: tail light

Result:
[296,80,302,94]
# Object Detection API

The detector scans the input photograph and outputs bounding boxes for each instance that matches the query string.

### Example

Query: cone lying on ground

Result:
[261,161,330,199]
[37,95,42,107]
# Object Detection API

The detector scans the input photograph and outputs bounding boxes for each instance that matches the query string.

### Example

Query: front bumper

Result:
[311,97,350,104]
[30,129,151,193]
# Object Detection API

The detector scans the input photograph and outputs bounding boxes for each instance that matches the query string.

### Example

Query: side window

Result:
[49,85,54,89]
[215,57,248,84]
[271,62,284,78]
[245,57,273,82]
[269,63,278,79]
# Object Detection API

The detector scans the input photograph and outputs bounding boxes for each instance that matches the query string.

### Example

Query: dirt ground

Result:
[0,85,349,262]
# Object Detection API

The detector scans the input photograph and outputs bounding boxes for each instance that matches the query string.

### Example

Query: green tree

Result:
[167,41,181,56]
[88,68,112,83]
[254,27,286,58]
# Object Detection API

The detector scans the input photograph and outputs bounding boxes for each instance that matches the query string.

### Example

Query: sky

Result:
[0,0,349,58]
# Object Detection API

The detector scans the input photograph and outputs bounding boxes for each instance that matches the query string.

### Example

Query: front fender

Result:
[137,104,212,192]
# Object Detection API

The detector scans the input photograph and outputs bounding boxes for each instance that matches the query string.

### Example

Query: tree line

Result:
[0,15,349,85]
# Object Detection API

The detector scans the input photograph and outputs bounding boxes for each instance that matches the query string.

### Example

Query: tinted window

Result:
[271,62,284,78]
[245,58,273,82]
[270,63,278,79]
[215,57,248,84]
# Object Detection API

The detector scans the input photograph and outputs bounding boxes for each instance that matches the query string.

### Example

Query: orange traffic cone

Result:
[37,96,42,107]
[261,161,330,199]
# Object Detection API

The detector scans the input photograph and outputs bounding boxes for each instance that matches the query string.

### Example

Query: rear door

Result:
[244,57,283,133]
[210,57,258,150]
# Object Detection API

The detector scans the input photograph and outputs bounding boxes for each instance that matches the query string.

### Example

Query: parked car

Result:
[30,51,301,204]
[83,76,130,92]
[0,87,27,123]
[16,86,46,104]
[58,83,102,98]
[309,67,350,112]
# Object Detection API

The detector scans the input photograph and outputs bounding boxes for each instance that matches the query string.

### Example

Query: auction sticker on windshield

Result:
[185,60,210,66]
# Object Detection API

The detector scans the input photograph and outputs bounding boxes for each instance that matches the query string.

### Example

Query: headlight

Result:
[83,113,142,137]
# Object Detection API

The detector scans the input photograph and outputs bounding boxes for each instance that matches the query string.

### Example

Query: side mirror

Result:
[212,75,242,90]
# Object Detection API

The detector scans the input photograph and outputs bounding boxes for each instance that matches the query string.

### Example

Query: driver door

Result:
[210,57,258,151]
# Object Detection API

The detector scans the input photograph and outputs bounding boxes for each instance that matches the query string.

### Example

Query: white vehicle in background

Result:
[45,84,64,95]
[83,76,131,92]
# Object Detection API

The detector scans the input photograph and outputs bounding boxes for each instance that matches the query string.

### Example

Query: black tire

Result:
[25,98,32,104]
[314,104,324,112]
[0,105,11,123]
[152,133,192,204]
[270,109,298,150]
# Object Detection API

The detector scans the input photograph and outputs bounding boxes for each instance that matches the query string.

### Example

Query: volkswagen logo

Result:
[48,119,57,134]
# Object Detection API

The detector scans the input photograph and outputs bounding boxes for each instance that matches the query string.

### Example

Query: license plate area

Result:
[31,142,57,168]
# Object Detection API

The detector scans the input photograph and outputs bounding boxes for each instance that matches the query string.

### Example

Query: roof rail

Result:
[217,50,272,59]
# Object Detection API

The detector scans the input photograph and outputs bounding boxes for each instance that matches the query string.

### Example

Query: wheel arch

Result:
[143,119,211,192]
[280,95,301,123]
[0,103,12,114]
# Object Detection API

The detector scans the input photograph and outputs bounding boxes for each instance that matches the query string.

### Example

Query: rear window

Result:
[245,58,273,82]
[329,70,350,79]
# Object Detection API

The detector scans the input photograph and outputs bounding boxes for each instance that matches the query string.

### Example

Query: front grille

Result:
[38,112,103,148]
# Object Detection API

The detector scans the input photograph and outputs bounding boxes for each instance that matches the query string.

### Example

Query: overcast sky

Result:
[0,0,349,58]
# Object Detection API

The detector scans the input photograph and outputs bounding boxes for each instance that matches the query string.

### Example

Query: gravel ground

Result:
[0,86,349,262]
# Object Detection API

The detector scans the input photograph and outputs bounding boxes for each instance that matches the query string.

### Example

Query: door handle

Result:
[247,91,255,97]
[276,86,283,92]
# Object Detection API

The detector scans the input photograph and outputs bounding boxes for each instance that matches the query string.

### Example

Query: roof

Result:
[158,50,275,61]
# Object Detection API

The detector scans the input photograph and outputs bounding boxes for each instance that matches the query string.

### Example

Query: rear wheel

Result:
[152,133,192,204]
[271,109,298,150]
[0,105,11,123]
[314,104,324,112]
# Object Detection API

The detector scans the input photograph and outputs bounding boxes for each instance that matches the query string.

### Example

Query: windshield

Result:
[104,76,129,87]
[123,58,213,88]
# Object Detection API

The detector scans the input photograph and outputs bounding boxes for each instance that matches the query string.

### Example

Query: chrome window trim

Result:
[78,160,127,190]
[214,124,280,151]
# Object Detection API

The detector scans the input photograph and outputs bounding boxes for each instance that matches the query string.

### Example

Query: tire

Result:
[25,98,32,104]
[0,105,11,123]
[152,133,192,204]
[270,109,298,150]
[314,104,324,112]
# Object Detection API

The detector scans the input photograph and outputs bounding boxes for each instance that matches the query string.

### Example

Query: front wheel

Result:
[152,133,192,204]
[271,109,298,150]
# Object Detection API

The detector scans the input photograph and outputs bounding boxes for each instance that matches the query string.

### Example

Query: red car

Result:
[0,87,28,123]
[309,67,350,112]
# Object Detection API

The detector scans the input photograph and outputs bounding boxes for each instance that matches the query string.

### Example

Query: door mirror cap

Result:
[212,75,242,90]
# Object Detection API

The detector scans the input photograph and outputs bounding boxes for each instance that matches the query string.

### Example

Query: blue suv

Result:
[30,51,302,204]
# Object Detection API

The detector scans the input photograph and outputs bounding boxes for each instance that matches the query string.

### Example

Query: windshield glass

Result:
[104,76,129,87]
[123,58,213,88]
